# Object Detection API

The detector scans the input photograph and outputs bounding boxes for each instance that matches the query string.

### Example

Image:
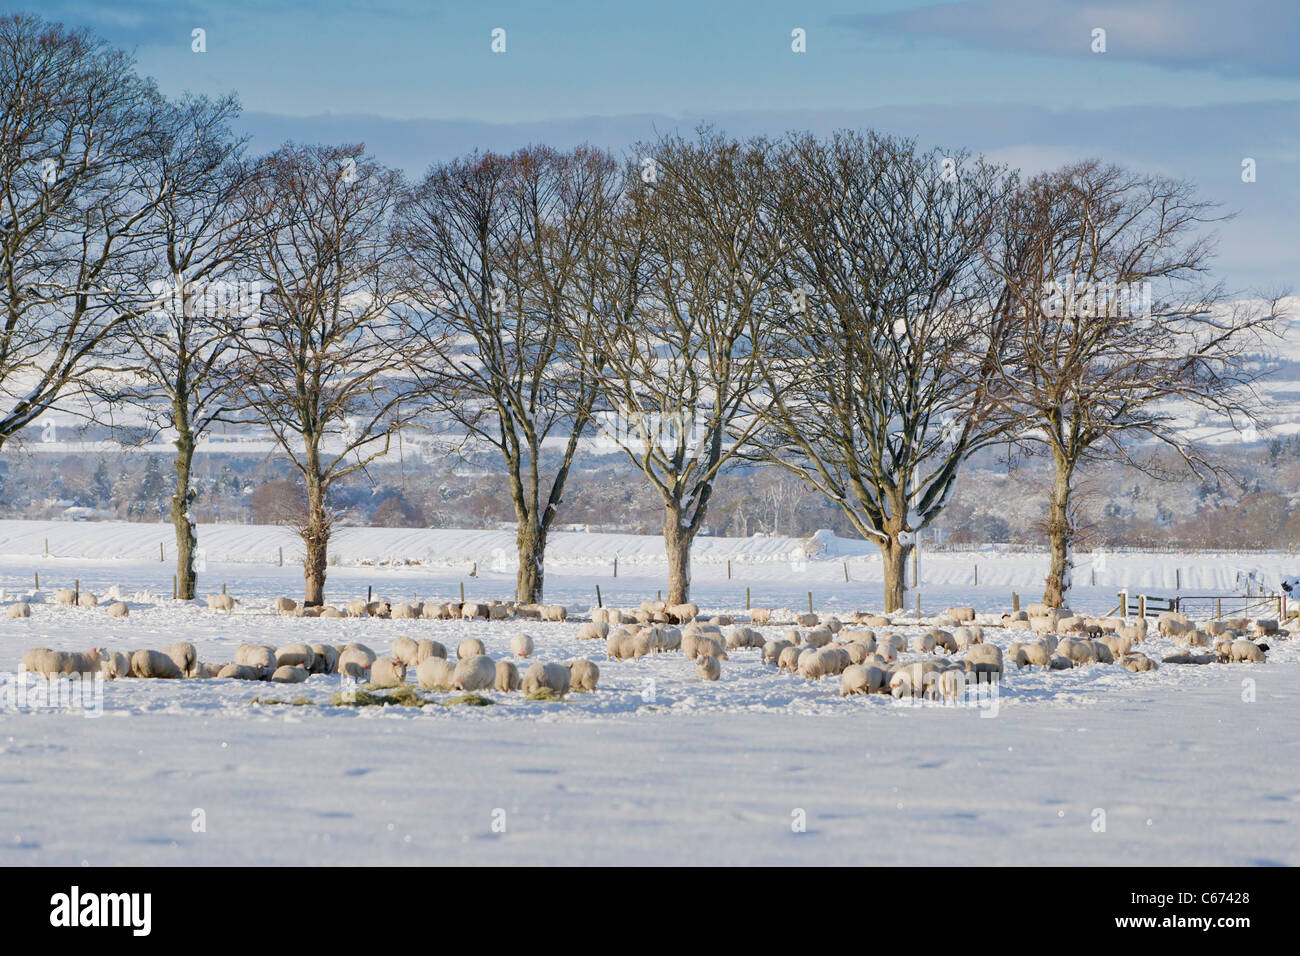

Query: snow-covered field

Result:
[1,519,1297,865]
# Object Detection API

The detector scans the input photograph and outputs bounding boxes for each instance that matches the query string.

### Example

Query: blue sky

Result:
[32,0,1300,290]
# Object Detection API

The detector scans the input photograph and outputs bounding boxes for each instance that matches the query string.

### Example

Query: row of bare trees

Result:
[1,15,1283,610]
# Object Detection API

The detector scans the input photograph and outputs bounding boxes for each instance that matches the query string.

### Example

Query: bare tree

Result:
[103,94,254,599]
[396,146,617,603]
[752,131,1014,612]
[984,160,1285,607]
[583,132,786,605]
[0,15,169,449]
[232,143,428,605]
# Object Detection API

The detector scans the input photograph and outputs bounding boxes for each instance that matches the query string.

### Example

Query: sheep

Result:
[749,607,772,625]
[1225,640,1267,664]
[74,591,98,608]
[521,661,570,696]
[540,604,568,622]
[217,663,262,680]
[945,606,976,622]
[1121,653,1159,673]
[1029,616,1055,637]
[163,641,198,677]
[1095,634,1132,660]
[1048,654,1074,670]
[1117,621,1148,645]
[930,629,957,654]
[683,633,727,661]
[843,641,873,665]
[275,643,316,671]
[7,602,30,619]
[309,643,339,674]
[101,651,132,679]
[798,646,847,680]
[336,643,376,674]
[762,640,793,665]
[796,612,819,627]
[725,625,764,650]
[1055,637,1096,667]
[489,603,511,621]
[840,664,886,696]
[682,650,717,682]
[1205,620,1231,638]
[864,615,892,628]
[964,643,1003,676]
[1177,629,1211,648]
[1007,641,1051,668]
[777,645,802,672]
[319,605,344,618]
[1025,603,1050,618]
[494,660,520,692]
[951,626,982,650]
[422,602,449,619]
[390,603,417,620]
[936,667,967,703]
[912,632,937,655]
[21,647,105,677]
[457,637,486,660]
[367,601,392,618]
[605,631,640,661]
[1089,640,1114,664]
[271,665,309,683]
[346,599,370,617]
[1161,651,1215,665]
[510,632,535,658]
[416,658,457,691]
[274,596,297,614]
[656,627,682,652]
[130,649,183,679]
[568,659,600,691]
[803,625,834,648]
[369,657,407,688]
[53,588,77,606]
[875,640,898,663]
[577,621,609,641]
[415,639,446,663]
[891,661,944,699]
[296,606,321,619]
[667,603,698,624]
[391,636,420,667]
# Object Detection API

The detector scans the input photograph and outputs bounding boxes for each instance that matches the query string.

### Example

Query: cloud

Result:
[841,0,1300,79]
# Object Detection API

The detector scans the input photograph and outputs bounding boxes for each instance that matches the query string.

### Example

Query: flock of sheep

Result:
[10,591,1287,707]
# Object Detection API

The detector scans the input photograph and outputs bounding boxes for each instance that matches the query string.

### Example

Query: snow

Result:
[0,518,1297,865]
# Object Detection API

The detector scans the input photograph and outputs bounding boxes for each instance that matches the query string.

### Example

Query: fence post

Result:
[1138,595,1147,618]
[596,584,602,608]
[974,563,978,587]
[727,559,732,580]
[613,556,618,578]
[843,561,849,582]
[1012,591,1019,612]
[1216,597,1222,619]
[746,586,750,610]
[459,582,464,604]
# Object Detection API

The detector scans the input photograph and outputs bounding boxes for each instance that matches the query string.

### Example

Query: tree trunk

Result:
[302,479,329,606]
[1044,449,1075,608]
[171,425,198,600]
[516,520,545,603]
[664,505,695,605]
[879,534,912,613]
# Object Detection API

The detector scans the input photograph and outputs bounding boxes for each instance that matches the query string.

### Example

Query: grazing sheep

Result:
[577,621,609,641]
[346,599,369,617]
[1095,634,1132,659]
[205,593,235,612]
[390,603,417,620]
[369,657,408,688]
[667,603,699,624]
[656,627,682,652]
[964,643,1003,676]
[53,588,77,606]
[391,636,420,667]
[493,659,520,692]
[235,644,277,675]
[803,626,833,648]
[336,643,376,674]
[875,640,898,663]
[415,639,445,663]
[796,612,819,627]
[696,655,721,680]
[21,648,103,677]
[422,602,449,619]
[103,601,129,618]
[416,658,456,691]
[217,663,262,680]
[457,637,486,660]
[763,639,793,665]
[75,591,98,608]
[936,667,967,703]
[1088,640,1114,664]
[510,633,535,658]
[541,604,568,622]
[930,629,957,654]
[367,601,392,618]
[1224,640,1267,663]
[1056,638,1096,667]
[7,602,30,619]
[101,651,132,679]
[568,659,600,691]
[1117,621,1148,645]
[1121,653,1159,673]
[843,641,873,665]
[749,607,772,625]
[319,605,344,618]
[840,664,883,696]
[271,665,309,683]
[163,642,198,677]
[951,626,982,650]
[489,603,510,621]
[777,645,802,672]
[945,606,976,622]
[130,649,183,679]
[686,634,727,661]
[725,625,764,650]
[309,643,338,674]
[1008,641,1051,668]
[521,661,570,696]
[798,646,847,680]
[275,643,316,671]
[912,632,937,654]
[273,596,297,614]
[605,630,639,661]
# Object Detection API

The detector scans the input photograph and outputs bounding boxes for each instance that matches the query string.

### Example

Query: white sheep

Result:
[796,612,819,627]
[391,603,417,620]
[273,596,297,614]
[777,645,802,672]
[271,665,309,683]
[369,657,407,688]
[309,643,339,674]
[319,605,344,618]
[451,656,495,692]
[494,659,520,692]
[725,625,764,650]
[568,659,600,691]
[510,632,535,658]
[104,601,129,618]
[391,636,420,666]
[667,603,698,623]
[458,637,486,660]
[101,650,132,679]
[275,642,316,671]
[131,649,183,679]
[163,641,198,677]
[696,655,721,680]
[346,598,370,617]
[7,602,30,618]
[749,607,772,625]
[656,627,682,652]
[336,643,376,674]
[964,643,1003,676]
[53,588,77,606]
[415,640,446,663]
[912,632,937,655]
[521,661,570,696]
[217,663,262,680]
[541,604,568,622]
[21,647,103,677]
[1055,637,1096,667]
[422,602,449,619]
[1121,653,1159,673]
[577,621,608,641]
[416,658,456,691]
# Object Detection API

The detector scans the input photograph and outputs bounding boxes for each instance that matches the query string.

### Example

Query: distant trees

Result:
[397,146,617,603]
[229,144,430,605]
[751,132,1016,611]
[984,160,1285,606]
